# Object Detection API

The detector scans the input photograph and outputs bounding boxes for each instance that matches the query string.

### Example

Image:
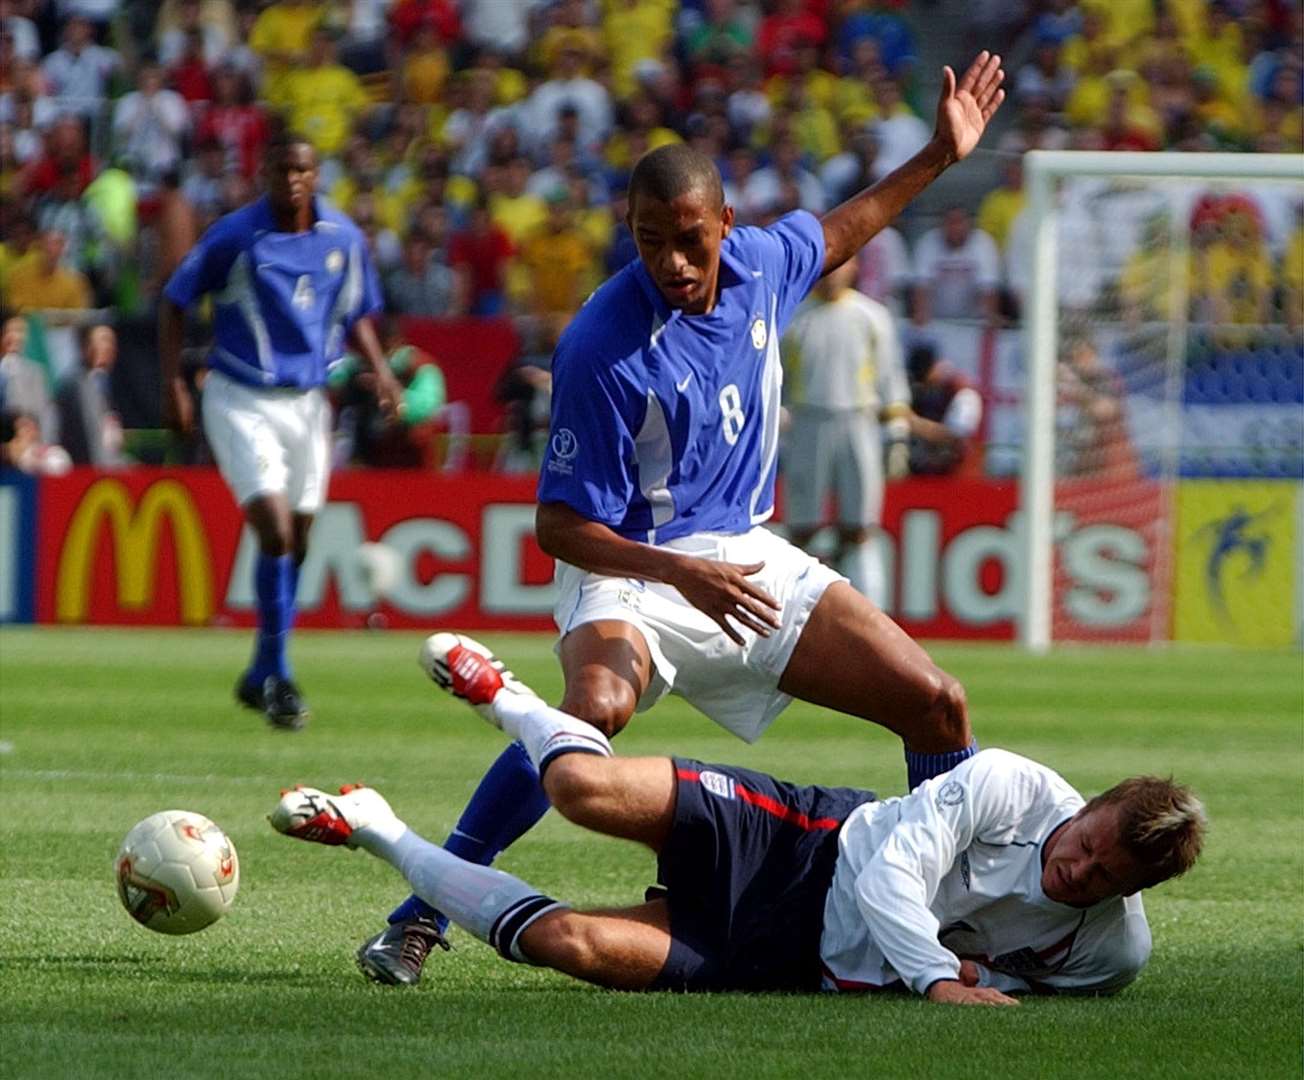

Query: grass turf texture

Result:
[0,628,1300,1080]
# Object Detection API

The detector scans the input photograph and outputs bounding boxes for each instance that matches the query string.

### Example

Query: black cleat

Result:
[356,917,450,986]
[263,676,309,731]
[235,674,266,712]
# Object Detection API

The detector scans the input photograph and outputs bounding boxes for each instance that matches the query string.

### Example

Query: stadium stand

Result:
[0,0,1299,475]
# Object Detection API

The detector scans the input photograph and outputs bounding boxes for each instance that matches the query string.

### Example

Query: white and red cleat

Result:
[418,633,537,726]
[268,783,395,848]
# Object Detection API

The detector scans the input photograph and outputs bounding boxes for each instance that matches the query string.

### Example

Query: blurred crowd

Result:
[0,0,1301,476]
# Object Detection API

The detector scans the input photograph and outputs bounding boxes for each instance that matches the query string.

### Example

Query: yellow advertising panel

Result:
[1173,480,1301,647]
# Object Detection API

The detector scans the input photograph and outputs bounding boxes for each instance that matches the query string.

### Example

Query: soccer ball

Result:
[355,541,402,601]
[115,810,239,935]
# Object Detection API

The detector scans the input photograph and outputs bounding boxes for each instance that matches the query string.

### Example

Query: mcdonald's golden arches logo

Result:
[55,478,214,625]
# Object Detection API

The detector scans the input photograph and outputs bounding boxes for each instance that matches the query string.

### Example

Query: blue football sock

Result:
[905,739,978,792]
[388,741,551,928]
[251,553,294,683]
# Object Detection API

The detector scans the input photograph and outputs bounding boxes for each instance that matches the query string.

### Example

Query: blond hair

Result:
[1084,776,1206,889]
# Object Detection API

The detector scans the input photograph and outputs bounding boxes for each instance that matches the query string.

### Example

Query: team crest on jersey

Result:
[326,249,344,273]
[750,318,767,350]
[936,780,965,808]
[698,770,736,800]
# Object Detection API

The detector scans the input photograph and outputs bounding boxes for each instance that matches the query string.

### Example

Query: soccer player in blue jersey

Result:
[159,132,402,729]
[359,54,1007,984]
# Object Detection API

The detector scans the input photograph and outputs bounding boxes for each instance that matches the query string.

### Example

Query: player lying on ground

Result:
[273,636,1205,1003]
[365,51,1008,987]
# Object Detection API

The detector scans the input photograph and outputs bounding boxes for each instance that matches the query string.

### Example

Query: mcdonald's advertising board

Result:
[35,468,557,631]
[16,467,1195,643]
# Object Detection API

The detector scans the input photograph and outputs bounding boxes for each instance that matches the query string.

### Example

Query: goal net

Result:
[1019,151,1303,649]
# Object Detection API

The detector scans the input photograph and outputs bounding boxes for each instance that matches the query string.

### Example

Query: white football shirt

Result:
[819,749,1152,996]
[782,288,909,414]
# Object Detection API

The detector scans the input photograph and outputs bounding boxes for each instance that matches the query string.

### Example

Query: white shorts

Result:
[552,526,845,743]
[783,407,884,530]
[201,369,331,514]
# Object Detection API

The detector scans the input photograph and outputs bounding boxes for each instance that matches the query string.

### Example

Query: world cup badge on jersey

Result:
[326,249,344,274]
[750,318,767,350]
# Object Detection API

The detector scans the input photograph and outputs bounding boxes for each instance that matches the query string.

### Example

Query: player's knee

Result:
[540,753,608,822]
[254,520,294,556]
[560,683,636,738]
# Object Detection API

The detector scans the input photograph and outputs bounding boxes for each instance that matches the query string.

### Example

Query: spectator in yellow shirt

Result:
[1190,196,1274,326]
[5,230,92,314]
[976,158,1025,252]
[514,190,595,318]
[250,0,322,100]
[401,22,450,104]
[604,0,673,99]
[281,28,373,156]
[489,156,548,245]
[1119,216,1175,325]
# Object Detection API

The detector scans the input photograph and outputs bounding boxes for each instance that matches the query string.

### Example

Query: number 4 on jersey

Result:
[292,274,316,310]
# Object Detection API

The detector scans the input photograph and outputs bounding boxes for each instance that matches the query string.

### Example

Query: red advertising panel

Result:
[1050,477,1164,644]
[37,468,555,631]
[36,469,1165,642]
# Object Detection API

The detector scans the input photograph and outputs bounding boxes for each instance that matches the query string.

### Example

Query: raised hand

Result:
[935,51,1006,163]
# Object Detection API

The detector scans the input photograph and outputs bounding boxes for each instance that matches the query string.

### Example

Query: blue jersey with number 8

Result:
[538,210,825,543]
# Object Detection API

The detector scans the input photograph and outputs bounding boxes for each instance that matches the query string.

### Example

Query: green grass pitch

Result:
[1,628,1300,1079]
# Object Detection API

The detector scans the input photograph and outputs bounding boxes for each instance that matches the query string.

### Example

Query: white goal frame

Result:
[1019,150,1304,651]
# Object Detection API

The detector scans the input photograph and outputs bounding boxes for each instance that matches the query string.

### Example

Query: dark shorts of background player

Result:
[650,758,876,993]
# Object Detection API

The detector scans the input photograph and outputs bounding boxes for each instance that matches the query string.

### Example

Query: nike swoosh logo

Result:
[676,373,692,391]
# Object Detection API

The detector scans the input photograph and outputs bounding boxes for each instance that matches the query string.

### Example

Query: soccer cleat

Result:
[268,783,395,848]
[234,673,266,712]
[418,632,537,726]
[263,675,309,731]
[356,916,450,986]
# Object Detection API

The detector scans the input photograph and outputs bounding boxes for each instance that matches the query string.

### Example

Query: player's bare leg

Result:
[244,492,296,556]
[518,901,671,990]
[237,492,308,728]
[556,619,656,737]
[273,779,672,991]
[541,754,676,851]
[778,581,972,785]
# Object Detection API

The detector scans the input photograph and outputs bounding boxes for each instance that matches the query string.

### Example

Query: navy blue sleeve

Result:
[753,210,826,330]
[163,218,240,308]
[537,341,642,527]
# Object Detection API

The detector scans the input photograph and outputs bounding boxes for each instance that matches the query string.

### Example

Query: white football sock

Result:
[491,691,613,774]
[354,822,563,963]
[842,539,887,609]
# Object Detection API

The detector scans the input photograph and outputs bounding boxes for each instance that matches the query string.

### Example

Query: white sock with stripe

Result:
[353,821,563,963]
[490,691,613,774]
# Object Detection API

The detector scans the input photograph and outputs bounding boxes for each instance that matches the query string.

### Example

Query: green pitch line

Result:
[0,628,1300,1080]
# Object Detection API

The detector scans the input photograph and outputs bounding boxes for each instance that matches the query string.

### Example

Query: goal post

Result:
[1020,151,1304,651]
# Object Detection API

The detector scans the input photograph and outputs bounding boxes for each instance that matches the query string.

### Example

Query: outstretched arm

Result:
[820,52,1006,276]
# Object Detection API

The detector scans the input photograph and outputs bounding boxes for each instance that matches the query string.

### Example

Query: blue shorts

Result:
[651,759,876,992]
